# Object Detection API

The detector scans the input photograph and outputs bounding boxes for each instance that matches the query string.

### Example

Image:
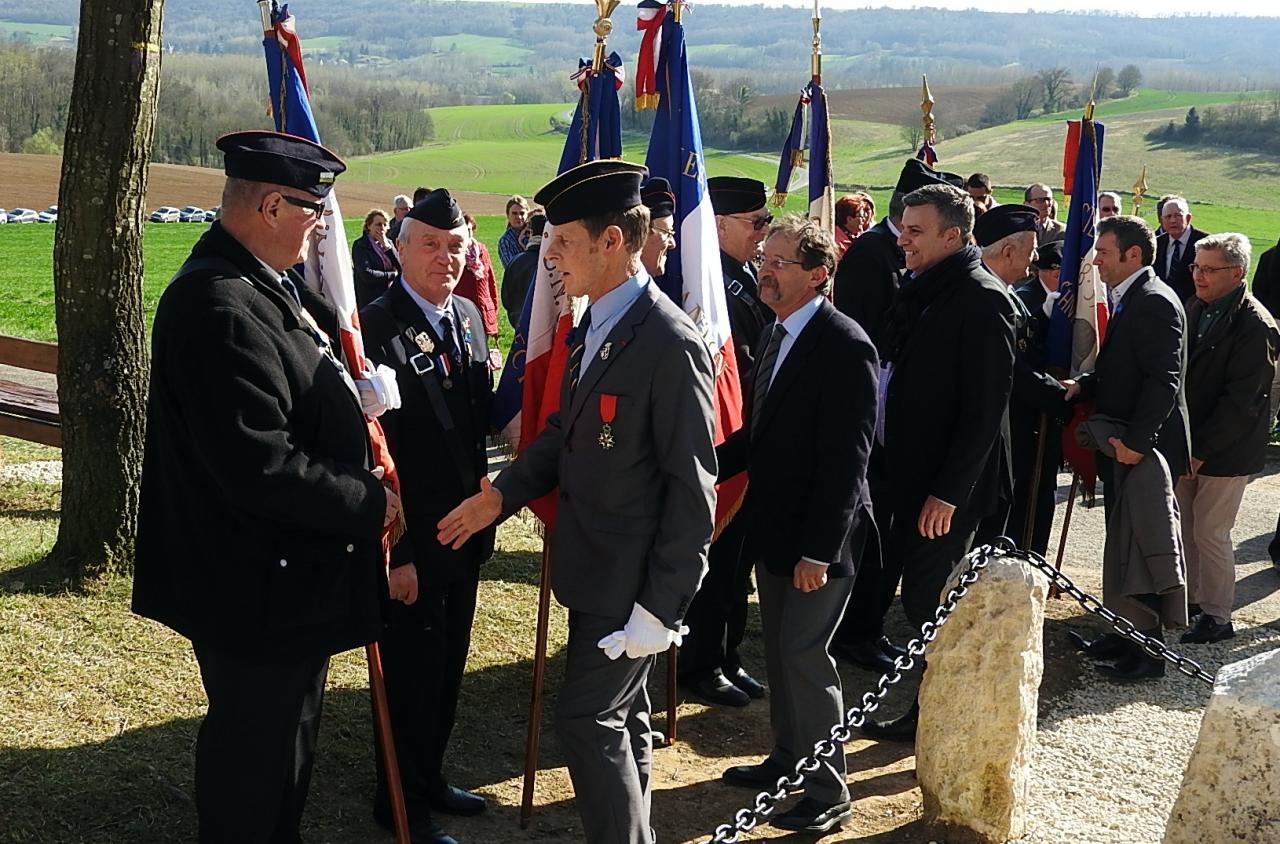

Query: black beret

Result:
[535,160,647,226]
[895,158,964,194]
[641,177,676,219]
[707,176,767,216]
[973,203,1040,248]
[216,130,345,198]
[1034,239,1064,270]
[406,188,465,230]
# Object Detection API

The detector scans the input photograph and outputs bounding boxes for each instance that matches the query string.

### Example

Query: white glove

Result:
[1042,290,1063,319]
[596,602,688,661]
[356,363,401,417]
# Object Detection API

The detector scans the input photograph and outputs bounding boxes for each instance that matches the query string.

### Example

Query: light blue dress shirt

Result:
[582,273,648,374]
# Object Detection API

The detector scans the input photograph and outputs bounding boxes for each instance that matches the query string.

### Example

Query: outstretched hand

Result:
[437,477,502,550]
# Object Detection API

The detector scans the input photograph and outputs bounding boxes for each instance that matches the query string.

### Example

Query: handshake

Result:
[597,603,687,661]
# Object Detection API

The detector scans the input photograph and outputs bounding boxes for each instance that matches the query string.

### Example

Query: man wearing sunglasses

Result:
[134,130,401,842]
[676,176,775,709]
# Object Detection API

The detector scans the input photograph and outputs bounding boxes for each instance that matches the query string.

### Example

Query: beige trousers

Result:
[1174,473,1250,624]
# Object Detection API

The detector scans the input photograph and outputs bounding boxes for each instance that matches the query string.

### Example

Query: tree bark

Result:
[50,0,165,580]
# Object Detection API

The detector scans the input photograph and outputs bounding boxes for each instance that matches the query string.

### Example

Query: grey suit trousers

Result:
[757,566,854,804]
[555,610,656,844]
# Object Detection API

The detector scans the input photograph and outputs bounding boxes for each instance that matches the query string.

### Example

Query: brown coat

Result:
[1184,287,1279,477]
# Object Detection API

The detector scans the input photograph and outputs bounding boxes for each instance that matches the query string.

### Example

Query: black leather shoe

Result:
[832,637,895,674]
[726,666,766,699]
[878,636,908,662]
[1180,614,1235,644]
[428,784,486,816]
[1097,652,1166,682]
[770,797,852,833]
[372,806,459,844]
[1066,630,1129,660]
[860,700,918,742]
[683,669,750,707]
[722,761,792,789]
[1186,602,1202,620]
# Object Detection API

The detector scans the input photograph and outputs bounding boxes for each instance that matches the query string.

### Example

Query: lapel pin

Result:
[600,342,612,360]
[414,332,435,354]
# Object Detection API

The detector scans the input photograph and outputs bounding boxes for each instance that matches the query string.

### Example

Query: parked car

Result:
[0,209,7,224]
[178,205,205,223]
[7,208,39,224]
[37,205,58,224]
[149,206,180,223]
[204,206,221,222]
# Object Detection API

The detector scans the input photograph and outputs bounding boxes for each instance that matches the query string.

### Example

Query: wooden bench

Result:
[0,335,60,447]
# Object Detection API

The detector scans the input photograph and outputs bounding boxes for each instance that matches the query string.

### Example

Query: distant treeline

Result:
[1146,101,1280,156]
[0,45,434,163]
[978,65,1144,129]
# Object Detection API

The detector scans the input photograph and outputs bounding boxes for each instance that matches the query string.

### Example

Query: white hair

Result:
[1099,191,1122,206]
[392,194,412,209]
[1161,196,1190,215]
[981,230,1035,260]
[1196,232,1251,273]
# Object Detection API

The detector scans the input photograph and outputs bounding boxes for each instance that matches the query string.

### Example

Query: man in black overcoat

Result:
[861,184,1017,741]
[359,189,496,844]
[133,131,399,843]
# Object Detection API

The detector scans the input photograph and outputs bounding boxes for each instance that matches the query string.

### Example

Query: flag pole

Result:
[1132,164,1149,217]
[811,0,822,85]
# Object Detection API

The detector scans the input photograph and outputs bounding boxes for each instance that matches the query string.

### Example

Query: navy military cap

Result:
[895,159,965,194]
[535,160,648,226]
[641,177,676,220]
[406,188,465,230]
[707,176,767,215]
[1034,239,1064,270]
[216,130,346,198]
[973,203,1040,247]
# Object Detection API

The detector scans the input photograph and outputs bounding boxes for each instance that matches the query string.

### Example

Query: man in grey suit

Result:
[437,160,718,844]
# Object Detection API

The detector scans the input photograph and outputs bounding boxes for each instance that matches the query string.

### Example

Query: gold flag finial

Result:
[591,0,621,71]
[921,74,937,147]
[811,0,822,82]
[1131,164,1149,216]
[1084,69,1099,122]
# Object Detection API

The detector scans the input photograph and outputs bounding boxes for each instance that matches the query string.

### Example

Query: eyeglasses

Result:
[730,213,773,231]
[1027,196,1053,205]
[280,194,326,219]
[761,256,806,271]
[1190,264,1237,275]
[652,226,676,244]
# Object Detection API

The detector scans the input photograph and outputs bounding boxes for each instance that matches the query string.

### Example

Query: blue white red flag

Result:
[491,52,625,525]
[641,3,745,533]
[807,80,833,232]
[915,141,938,166]
[772,92,807,207]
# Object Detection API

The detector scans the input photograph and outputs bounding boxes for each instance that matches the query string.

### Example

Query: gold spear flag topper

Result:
[592,0,621,72]
[921,74,936,147]
[1132,163,1149,216]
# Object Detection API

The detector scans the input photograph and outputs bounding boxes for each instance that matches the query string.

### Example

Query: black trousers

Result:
[836,450,898,644]
[1006,417,1063,556]
[679,516,751,681]
[193,643,329,844]
[374,573,479,819]
[892,506,983,631]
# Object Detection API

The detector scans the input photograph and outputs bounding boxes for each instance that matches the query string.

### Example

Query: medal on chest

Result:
[598,393,617,450]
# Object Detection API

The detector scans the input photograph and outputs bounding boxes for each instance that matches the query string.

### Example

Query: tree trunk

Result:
[49,0,165,580]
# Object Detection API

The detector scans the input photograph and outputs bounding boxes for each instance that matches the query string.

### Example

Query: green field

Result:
[0,216,512,344]
[1030,89,1275,125]
[301,35,347,50]
[0,20,75,43]
[431,33,532,63]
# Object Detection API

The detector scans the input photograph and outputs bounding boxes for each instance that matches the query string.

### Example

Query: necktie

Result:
[279,274,303,308]
[439,312,463,368]
[567,307,593,396]
[752,323,786,419]
[1170,238,1182,278]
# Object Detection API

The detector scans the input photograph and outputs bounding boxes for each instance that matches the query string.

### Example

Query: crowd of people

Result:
[130,129,1280,844]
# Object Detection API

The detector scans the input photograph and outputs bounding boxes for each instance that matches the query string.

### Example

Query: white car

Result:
[204,206,221,222]
[149,206,180,223]
[7,208,39,224]
[0,209,7,224]
[179,205,205,223]
[37,205,58,224]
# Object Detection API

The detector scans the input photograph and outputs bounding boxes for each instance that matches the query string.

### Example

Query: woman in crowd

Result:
[834,192,876,257]
[352,208,402,309]
[456,212,501,345]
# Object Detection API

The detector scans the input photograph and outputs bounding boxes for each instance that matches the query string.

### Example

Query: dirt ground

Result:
[0,153,512,216]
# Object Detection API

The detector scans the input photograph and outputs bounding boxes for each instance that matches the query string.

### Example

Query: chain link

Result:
[705,538,1215,844]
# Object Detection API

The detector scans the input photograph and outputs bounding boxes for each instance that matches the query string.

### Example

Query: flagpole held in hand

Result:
[520,540,554,828]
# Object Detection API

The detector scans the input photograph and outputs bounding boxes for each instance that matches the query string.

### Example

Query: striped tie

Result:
[752,323,786,421]
[567,307,593,396]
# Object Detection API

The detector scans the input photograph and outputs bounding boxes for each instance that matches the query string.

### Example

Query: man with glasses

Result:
[1024,183,1066,246]
[1098,191,1123,219]
[134,130,402,842]
[677,176,775,708]
[1174,234,1279,644]
[639,177,677,278]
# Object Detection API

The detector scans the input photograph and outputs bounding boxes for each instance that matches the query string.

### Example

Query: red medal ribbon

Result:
[599,393,618,424]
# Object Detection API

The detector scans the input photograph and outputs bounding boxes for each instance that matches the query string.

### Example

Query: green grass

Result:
[1029,88,1274,125]
[301,35,347,50]
[0,20,75,43]
[431,34,532,63]
[0,216,513,344]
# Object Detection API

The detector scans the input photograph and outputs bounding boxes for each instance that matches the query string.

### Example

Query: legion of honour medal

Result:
[598,393,617,450]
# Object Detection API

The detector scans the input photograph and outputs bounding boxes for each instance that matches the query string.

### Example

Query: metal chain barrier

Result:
[705,538,1215,844]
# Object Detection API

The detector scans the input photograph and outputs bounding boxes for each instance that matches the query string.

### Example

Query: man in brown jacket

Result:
[1177,232,1279,643]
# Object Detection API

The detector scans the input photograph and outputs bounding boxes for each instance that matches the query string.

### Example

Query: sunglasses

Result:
[279,193,326,218]
[730,212,773,231]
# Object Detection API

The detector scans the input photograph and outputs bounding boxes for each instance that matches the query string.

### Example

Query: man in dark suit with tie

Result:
[861,184,1018,741]
[716,216,879,835]
[1153,196,1209,304]
[678,176,773,708]
[359,189,495,844]
[829,159,965,675]
[438,160,717,844]
[1065,214,1191,680]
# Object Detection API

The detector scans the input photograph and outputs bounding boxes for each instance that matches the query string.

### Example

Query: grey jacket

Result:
[494,279,717,628]
[1077,415,1188,631]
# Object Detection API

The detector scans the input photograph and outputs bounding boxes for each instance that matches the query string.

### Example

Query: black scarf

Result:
[880,244,981,364]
